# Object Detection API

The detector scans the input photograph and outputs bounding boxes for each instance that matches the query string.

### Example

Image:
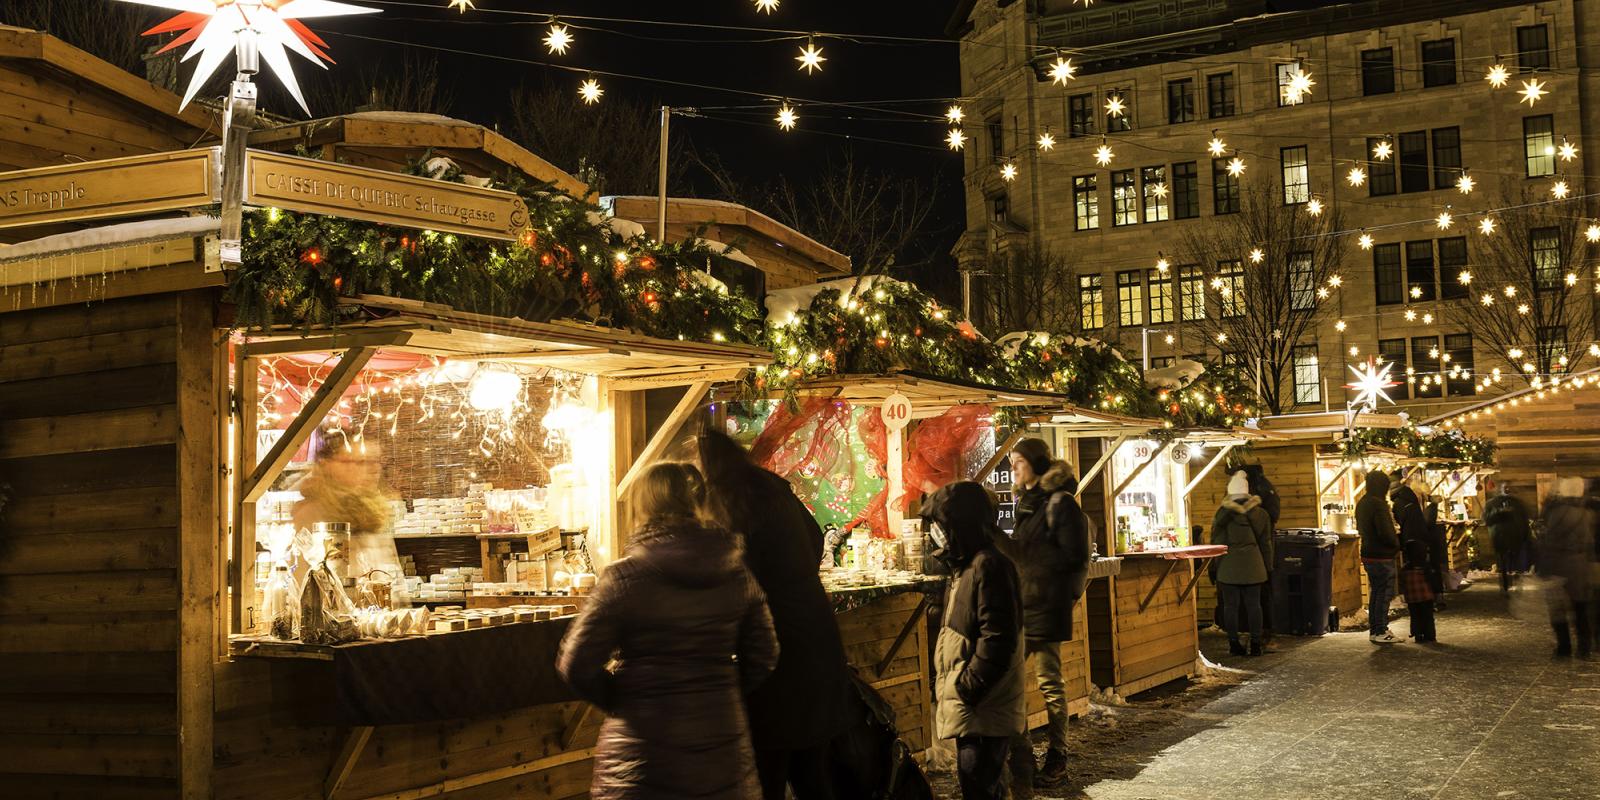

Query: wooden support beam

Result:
[1444,469,1477,500]
[175,291,218,800]
[875,594,930,678]
[1318,464,1351,499]
[325,726,374,800]
[1110,439,1172,502]
[239,330,413,358]
[242,347,377,503]
[1181,443,1236,498]
[1177,557,1214,603]
[1428,470,1452,495]
[353,746,596,800]
[974,427,1027,483]
[1138,558,1181,612]
[561,704,601,751]
[615,381,711,496]
[1075,434,1127,499]
[233,355,258,634]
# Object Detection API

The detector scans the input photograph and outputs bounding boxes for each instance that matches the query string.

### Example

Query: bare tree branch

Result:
[1,0,161,75]
[322,53,455,117]
[503,78,688,197]
[977,244,1078,334]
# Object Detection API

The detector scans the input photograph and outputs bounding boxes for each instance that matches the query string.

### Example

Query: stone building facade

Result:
[951,0,1600,417]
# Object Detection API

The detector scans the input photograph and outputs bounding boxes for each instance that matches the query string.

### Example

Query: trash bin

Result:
[1272,530,1337,636]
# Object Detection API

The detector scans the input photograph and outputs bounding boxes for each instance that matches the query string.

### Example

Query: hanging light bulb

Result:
[1227,156,1246,177]
[1358,232,1374,250]
[945,128,967,151]
[1207,135,1227,157]
[1458,270,1473,285]
[1566,272,1579,286]
[1372,139,1393,160]
[1335,319,1347,332]
[946,105,965,124]
[1104,93,1127,118]
[775,103,798,131]
[1405,309,1418,321]
[1423,313,1434,324]
[1481,293,1495,306]
[1049,55,1078,85]
[1000,162,1018,182]
[1306,197,1324,216]
[1037,130,1057,151]
[1411,286,1423,299]
[543,20,573,55]
[1521,78,1548,105]
[1553,180,1571,199]
[447,0,473,11]
[1479,217,1497,235]
[1156,256,1171,273]
[1505,285,1518,298]
[755,0,779,13]
[1486,63,1510,88]
[796,38,826,74]
[1559,139,1579,161]
[577,77,603,104]
[1094,142,1114,166]
[1456,173,1475,194]
[1347,166,1367,186]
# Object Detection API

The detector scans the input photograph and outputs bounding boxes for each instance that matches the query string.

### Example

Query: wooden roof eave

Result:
[606,196,850,278]
[752,369,1072,417]
[1024,406,1163,438]
[1255,411,1410,439]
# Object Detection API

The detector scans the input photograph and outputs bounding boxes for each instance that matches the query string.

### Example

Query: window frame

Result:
[1148,268,1174,324]
[1073,175,1099,231]
[1106,88,1132,132]
[1141,165,1170,223]
[990,192,1009,224]
[1525,115,1556,177]
[1531,226,1562,290]
[1444,332,1475,396]
[1179,265,1206,321]
[1292,344,1322,405]
[1368,136,1397,196]
[1398,130,1430,194]
[1078,274,1105,330]
[1170,161,1199,220]
[1374,243,1404,305]
[1378,337,1412,400]
[1116,269,1145,327]
[986,116,1005,159]
[1217,259,1245,318]
[1167,78,1195,125]
[1111,169,1139,227]
[1421,38,1457,87]
[1361,47,1396,96]
[1405,239,1437,302]
[1438,237,1469,300]
[1289,251,1316,311]
[1276,61,1305,107]
[1411,336,1443,398]
[1518,24,1551,72]
[1068,93,1095,138]
[1206,72,1236,118]
[1212,157,1240,215]
[1431,126,1462,189]
[1281,145,1310,205]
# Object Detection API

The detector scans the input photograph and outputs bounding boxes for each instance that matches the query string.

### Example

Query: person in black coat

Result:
[1239,462,1281,646]
[1391,482,1438,643]
[698,430,861,800]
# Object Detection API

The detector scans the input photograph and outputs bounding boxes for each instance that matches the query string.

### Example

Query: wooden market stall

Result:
[1392,456,1496,577]
[0,141,778,799]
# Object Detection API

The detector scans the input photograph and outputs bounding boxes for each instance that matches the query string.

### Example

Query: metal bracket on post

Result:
[218,29,260,268]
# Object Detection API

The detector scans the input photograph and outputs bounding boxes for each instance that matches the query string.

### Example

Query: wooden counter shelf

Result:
[827,579,939,753]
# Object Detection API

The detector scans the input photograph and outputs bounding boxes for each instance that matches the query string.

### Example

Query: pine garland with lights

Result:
[1349,425,1496,466]
[998,333,1155,416]
[1152,362,1262,429]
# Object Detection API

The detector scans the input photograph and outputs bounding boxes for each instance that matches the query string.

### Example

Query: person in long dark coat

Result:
[1392,481,1437,643]
[558,462,779,800]
[1485,481,1532,594]
[698,430,861,800]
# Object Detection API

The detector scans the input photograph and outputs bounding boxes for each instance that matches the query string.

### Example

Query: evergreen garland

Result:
[1354,425,1497,465]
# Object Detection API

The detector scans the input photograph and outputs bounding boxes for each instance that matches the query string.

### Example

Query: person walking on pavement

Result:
[698,431,861,800]
[1210,471,1272,656]
[558,463,779,800]
[1392,479,1438,643]
[923,481,1027,800]
[989,438,1089,791]
[1485,481,1533,595]
[1539,477,1594,659]
[1356,470,1404,644]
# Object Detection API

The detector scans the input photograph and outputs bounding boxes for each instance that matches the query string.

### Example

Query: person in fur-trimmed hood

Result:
[990,438,1091,790]
[1210,471,1272,656]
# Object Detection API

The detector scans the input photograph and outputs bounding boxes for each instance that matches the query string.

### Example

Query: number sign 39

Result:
[880,393,912,431]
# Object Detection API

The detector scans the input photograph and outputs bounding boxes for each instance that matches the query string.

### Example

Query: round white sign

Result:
[880,393,912,431]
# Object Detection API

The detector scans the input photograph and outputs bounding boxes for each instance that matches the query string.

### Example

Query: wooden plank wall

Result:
[836,592,932,753]
[0,293,190,797]
[1086,559,1197,698]
[0,59,206,172]
[1024,598,1090,728]
[1460,388,1600,494]
[1332,537,1364,617]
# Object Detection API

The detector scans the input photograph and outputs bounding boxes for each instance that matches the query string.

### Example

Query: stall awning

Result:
[765,369,1073,418]
[1026,406,1160,438]
[1255,411,1409,438]
[240,294,770,390]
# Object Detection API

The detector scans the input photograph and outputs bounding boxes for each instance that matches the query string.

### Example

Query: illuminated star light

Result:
[1553,180,1571,199]
[1586,223,1600,243]
[1347,358,1399,410]
[1306,198,1324,216]
[1049,56,1078,86]
[1479,217,1497,234]
[1372,139,1393,160]
[1521,78,1548,105]
[1152,183,1169,198]
[796,40,827,74]
[447,0,472,11]
[1559,139,1579,161]
[1347,166,1367,186]
[1283,68,1316,104]
[1486,63,1510,88]
[1000,163,1018,182]
[755,0,779,13]
[544,22,573,54]
[1358,232,1374,250]
[578,77,603,104]
[1329,274,1342,287]
[946,105,965,124]
[945,128,967,151]
[775,104,798,130]
[1248,247,1264,264]
[1458,270,1473,285]
[1335,320,1347,331]
[1207,136,1227,157]
[1105,94,1127,117]
[1455,173,1475,194]
[1227,156,1246,177]
[1037,131,1057,151]
[1436,211,1453,230]
[1156,257,1171,272]
[118,0,381,114]
[1094,143,1114,166]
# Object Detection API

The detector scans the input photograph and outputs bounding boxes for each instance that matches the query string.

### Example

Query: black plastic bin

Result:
[1272,531,1337,636]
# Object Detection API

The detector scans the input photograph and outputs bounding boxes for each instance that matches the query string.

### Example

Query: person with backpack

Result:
[1210,471,1272,656]
[923,481,1027,800]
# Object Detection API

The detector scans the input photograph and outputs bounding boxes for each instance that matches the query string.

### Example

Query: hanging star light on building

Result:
[946,105,965,124]
[119,0,380,114]
[1553,180,1571,199]
[1479,217,1497,234]
[446,0,472,11]
[1335,319,1347,332]
[1458,270,1473,285]
[1248,247,1264,263]
[1347,166,1367,186]
[1207,136,1227,157]
[1037,131,1057,151]
[796,39,826,73]
[1456,173,1475,194]
[1486,63,1510,88]
[775,103,798,130]
[1104,93,1127,117]
[1404,309,1417,321]
[1328,275,1342,287]
[1283,67,1315,104]
[1372,139,1393,160]
[1000,162,1018,182]
[544,21,573,54]
[1227,156,1246,177]
[1520,78,1547,105]
[1358,232,1374,250]
[1423,312,1434,324]
[1566,272,1580,286]
[1347,358,1398,410]
[1156,256,1170,272]
[1411,285,1423,299]
[1094,143,1114,166]
[1559,139,1579,161]
[1153,182,1169,199]
[578,77,603,104]
[1049,56,1078,85]
[945,128,967,151]
[1306,198,1324,216]
[1436,211,1454,229]
[755,0,779,13]
[1587,223,1600,243]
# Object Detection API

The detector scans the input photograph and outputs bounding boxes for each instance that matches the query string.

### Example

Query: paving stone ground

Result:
[933,580,1600,799]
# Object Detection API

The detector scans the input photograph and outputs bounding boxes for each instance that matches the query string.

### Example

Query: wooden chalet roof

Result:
[605,196,851,286]
[0,26,217,171]
[248,112,588,198]
[1256,411,1410,438]
[1027,406,1161,437]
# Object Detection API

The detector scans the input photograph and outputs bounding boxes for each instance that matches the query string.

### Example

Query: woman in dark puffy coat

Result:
[558,462,779,800]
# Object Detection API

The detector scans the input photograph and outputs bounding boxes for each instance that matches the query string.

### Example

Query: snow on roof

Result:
[0,216,219,263]
[1144,359,1207,390]
[606,217,647,241]
[764,275,895,326]
[691,238,758,269]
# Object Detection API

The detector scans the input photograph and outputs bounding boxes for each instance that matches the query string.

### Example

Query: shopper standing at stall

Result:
[990,438,1087,790]
[558,462,779,800]
[1392,479,1438,643]
[923,481,1027,800]
[1356,471,1404,644]
[698,431,860,800]
[1210,471,1271,656]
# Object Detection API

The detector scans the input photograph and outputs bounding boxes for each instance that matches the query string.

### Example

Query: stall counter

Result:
[1086,547,1220,698]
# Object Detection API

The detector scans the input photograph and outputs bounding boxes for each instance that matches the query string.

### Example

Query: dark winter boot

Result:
[1249,640,1263,657]
[1554,622,1573,658]
[1229,639,1247,656]
[1034,749,1069,788]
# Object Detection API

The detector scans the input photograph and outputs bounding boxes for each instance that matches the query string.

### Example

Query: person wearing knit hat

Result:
[993,438,1089,791]
[1210,470,1272,656]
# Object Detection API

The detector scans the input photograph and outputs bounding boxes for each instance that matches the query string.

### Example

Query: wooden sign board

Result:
[245,150,531,241]
[0,148,219,229]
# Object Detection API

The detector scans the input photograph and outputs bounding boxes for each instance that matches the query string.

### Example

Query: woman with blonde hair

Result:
[559,462,779,799]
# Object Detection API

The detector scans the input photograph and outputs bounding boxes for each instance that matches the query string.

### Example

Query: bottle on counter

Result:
[262,564,300,640]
